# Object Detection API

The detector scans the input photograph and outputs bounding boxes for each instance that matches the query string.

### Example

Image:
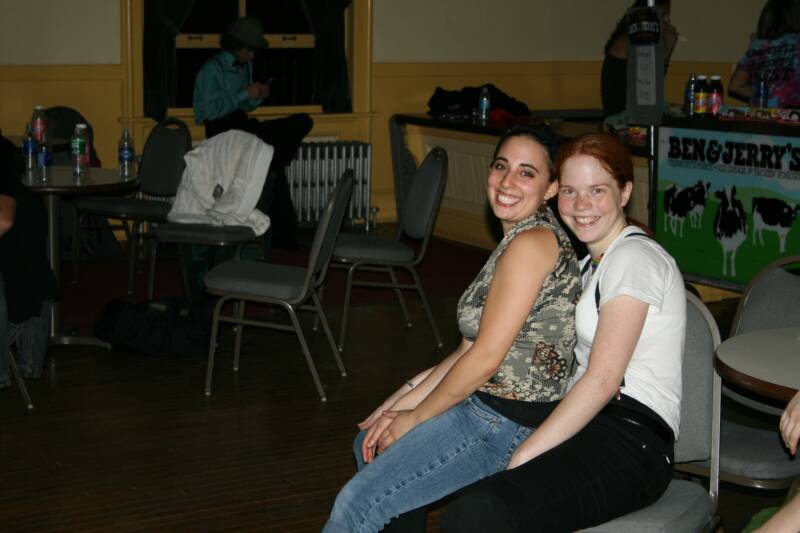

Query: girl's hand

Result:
[361,413,395,463]
[376,410,419,454]
[781,391,800,455]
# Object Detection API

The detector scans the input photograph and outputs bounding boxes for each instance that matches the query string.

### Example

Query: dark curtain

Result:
[300,0,352,113]
[143,0,196,120]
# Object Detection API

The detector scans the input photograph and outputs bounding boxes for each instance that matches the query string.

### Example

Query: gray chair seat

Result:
[205,261,306,301]
[203,172,354,402]
[155,223,256,246]
[584,480,712,532]
[711,420,800,480]
[75,197,171,220]
[333,233,414,263]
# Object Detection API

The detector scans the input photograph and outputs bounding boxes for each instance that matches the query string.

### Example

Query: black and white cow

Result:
[752,197,799,253]
[688,181,710,229]
[664,185,693,237]
[714,187,747,277]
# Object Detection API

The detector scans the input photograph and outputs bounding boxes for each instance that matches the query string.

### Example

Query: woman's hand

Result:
[781,391,800,455]
[361,412,396,463]
[376,410,419,454]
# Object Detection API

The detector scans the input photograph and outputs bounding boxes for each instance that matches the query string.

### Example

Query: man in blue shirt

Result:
[193,17,312,248]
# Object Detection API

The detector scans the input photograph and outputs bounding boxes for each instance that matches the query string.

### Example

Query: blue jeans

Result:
[323,394,532,533]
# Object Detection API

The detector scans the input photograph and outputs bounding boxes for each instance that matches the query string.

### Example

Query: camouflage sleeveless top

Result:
[457,206,580,402]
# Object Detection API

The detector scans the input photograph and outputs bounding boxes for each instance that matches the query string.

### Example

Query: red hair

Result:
[555,132,633,189]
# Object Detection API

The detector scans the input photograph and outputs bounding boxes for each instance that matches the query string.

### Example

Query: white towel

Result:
[168,130,273,236]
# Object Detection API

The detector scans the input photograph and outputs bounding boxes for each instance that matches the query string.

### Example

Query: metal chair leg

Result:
[408,267,443,348]
[148,240,159,300]
[232,300,245,371]
[312,290,346,377]
[8,347,33,410]
[312,284,326,332]
[388,266,412,327]
[177,243,193,303]
[127,219,142,295]
[338,263,358,353]
[286,305,327,401]
[204,297,226,396]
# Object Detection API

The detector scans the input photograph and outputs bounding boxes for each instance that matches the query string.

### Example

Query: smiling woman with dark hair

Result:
[322,128,581,533]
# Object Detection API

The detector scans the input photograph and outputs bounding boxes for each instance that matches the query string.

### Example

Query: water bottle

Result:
[37,132,52,180]
[71,124,89,177]
[118,127,135,178]
[754,74,770,108]
[478,86,491,123]
[31,105,48,143]
[684,74,697,117]
[21,122,37,170]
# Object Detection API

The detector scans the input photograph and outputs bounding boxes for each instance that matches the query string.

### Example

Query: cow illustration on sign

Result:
[752,197,799,253]
[713,187,747,277]
[663,180,710,236]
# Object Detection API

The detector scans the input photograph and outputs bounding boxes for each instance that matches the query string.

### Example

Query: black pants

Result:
[439,412,674,533]
[205,110,313,249]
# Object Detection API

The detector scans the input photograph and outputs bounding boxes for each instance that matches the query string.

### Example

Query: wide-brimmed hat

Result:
[226,17,268,50]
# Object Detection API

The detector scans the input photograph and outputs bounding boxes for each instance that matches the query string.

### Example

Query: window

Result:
[172,0,316,108]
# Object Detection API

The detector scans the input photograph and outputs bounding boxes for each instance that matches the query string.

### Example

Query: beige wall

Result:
[373,0,762,63]
[0,0,120,65]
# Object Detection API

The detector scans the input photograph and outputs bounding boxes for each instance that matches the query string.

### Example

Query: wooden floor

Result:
[0,237,788,532]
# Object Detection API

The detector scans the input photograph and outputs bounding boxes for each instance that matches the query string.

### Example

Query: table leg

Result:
[44,193,110,350]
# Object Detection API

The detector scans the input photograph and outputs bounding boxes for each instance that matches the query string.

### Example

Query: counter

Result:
[391,112,651,250]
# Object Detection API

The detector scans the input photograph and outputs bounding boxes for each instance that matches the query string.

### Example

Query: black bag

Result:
[427,83,530,118]
[94,299,210,357]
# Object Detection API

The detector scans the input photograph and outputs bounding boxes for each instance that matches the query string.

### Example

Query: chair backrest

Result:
[389,115,419,221]
[304,170,354,294]
[44,106,100,167]
[731,255,800,336]
[138,117,193,197]
[677,292,721,511]
[398,146,448,261]
[725,255,800,415]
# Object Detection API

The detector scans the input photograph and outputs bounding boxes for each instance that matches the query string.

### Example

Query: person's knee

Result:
[353,430,367,469]
[291,113,313,136]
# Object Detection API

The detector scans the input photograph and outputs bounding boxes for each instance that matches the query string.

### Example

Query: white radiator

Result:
[286,141,372,230]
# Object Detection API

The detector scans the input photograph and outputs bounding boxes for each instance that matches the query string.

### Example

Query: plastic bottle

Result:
[71,124,89,177]
[694,75,709,117]
[21,122,37,170]
[684,74,697,117]
[754,74,770,108]
[31,105,48,143]
[37,132,52,180]
[118,127,135,178]
[708,75,724,117]
[478,86,491,123]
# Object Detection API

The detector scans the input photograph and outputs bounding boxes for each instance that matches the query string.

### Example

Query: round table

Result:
[714,327,800,402]
[23,166,138,347]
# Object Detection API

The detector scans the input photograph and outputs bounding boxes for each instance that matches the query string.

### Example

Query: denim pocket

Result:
[464,397,500,425]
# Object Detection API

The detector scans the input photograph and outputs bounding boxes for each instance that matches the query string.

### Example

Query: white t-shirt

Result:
[568,226,685,437]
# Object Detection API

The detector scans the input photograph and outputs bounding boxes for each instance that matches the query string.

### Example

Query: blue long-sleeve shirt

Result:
[193,51,263,124]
